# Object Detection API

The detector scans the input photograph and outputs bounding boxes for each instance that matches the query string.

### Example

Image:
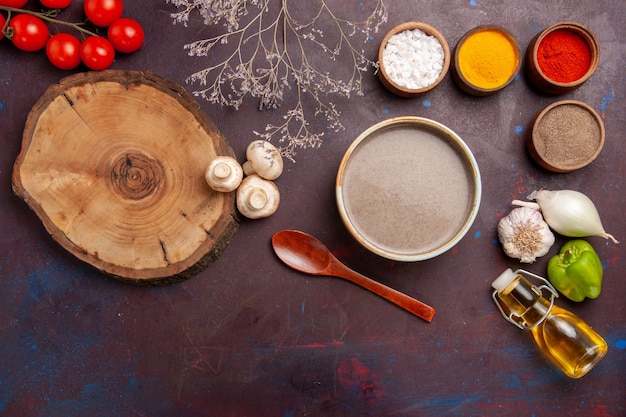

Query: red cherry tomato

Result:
[40,0,73,8]
[107,17,144,53]
[83,0,123,27]
[0,14,6,41]
[0,0,29,7]
[8,14,50,52]
[80,36,115,70]
[46,33,81,70]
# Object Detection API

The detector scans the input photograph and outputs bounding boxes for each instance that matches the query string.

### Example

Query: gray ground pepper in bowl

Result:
[528,100,605,172]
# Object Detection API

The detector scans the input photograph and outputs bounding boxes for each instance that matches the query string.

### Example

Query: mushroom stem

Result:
[213,162,232,179]
[242,161,255,177]
[248,189,268,210]
[205,156,244,193]
[236,174,280,219]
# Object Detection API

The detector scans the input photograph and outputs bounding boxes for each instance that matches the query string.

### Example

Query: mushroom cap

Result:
[205,156,244,192]
[243,140,283,180]
[236,174,280,219]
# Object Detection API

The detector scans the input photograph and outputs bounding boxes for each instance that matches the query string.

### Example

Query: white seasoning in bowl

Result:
[382,29,444,89]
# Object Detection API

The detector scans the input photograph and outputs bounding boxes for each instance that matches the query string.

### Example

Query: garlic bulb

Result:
[498,207,555,263]
[513,189,619,244]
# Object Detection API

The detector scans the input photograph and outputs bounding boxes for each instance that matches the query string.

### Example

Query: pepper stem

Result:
[561,248,577,265]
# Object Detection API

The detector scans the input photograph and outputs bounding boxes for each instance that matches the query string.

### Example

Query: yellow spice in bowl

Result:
[458,28,519,89]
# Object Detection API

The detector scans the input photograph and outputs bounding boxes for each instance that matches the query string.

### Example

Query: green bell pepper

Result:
[547,240,603,302]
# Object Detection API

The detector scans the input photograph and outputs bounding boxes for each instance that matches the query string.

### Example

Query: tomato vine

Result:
[0,6,99,39]
[1,1,143,70]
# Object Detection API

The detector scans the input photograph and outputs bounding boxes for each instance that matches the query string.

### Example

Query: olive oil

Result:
[492,269,607,378]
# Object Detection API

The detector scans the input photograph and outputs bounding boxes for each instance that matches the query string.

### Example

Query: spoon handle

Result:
[333,264,436,322]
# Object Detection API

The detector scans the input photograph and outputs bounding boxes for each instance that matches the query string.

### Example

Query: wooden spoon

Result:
[271,230,436,322]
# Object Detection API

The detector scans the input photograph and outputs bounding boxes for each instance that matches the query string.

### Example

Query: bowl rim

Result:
[529,99,605,172]
[452,25,522,94]
[529,22,600,87]
[336,116,482,262]
[377,22,451,97]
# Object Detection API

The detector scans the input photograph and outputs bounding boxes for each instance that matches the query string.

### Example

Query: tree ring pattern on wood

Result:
[109,151,164,200]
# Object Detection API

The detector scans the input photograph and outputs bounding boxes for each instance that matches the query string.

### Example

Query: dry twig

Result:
[167,0,387,161]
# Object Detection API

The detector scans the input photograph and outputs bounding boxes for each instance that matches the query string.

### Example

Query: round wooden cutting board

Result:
[12,70,239,284]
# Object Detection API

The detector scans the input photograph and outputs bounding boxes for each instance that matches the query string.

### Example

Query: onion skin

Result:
[513,189,619,244]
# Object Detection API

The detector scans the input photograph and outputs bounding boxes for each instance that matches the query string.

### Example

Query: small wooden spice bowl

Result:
[527,100,605,173]
[451,25,521,96]
[525,22,600,95]
[377,22,450,98]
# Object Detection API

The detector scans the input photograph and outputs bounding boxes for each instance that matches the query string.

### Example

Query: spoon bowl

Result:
[272,229,333,274]
[272,230,436,322]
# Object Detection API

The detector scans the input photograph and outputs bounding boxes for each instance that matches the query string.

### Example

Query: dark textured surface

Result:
[1,1,625,416]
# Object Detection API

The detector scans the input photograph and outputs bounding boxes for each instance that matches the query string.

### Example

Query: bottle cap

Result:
[492,269,559,330]
[492,268,516,292]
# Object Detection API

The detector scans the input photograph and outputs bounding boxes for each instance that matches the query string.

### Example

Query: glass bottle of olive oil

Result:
[492,269,607,378]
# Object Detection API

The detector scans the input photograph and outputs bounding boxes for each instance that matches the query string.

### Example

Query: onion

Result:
[512,189,619,244]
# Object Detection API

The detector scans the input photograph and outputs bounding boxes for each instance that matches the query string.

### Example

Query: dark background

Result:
[1,1,624,416]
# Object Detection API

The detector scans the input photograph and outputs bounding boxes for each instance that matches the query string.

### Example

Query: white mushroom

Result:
[236,174,280,219]
[205,156,244,192]
[242,140,283,180]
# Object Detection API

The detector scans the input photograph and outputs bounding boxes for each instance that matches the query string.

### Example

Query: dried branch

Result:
[166,0,387,161]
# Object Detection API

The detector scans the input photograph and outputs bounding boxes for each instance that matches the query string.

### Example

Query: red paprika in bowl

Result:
[525,22,599,94]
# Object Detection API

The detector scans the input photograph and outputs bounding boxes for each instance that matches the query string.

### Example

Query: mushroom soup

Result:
[337,117,480,260]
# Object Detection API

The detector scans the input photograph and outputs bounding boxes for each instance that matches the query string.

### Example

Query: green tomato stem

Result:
[0,6,99,38]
